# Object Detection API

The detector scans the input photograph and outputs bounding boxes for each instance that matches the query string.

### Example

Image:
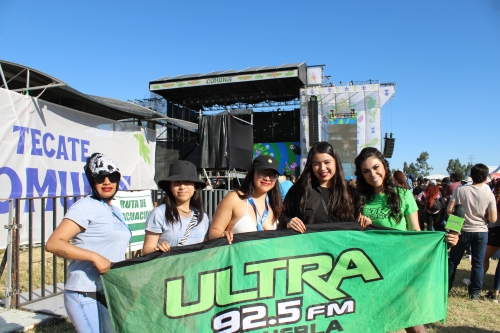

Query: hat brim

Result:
[254,165,279,173]
[158,175,206,191]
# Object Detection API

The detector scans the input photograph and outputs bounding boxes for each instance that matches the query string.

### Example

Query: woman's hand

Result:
[357,213,372,228]
[287,217,306,233]
[221,230,233,245]
[445,232,459,246]
[91,252,112,274]
[155,241,171,252]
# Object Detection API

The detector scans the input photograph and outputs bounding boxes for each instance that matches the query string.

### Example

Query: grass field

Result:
[2,249,499,332]
[0,247,66,297]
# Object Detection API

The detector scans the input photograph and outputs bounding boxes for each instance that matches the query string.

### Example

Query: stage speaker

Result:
[199,114,253,170]
[308,96,319,145]
[383,136,395,158]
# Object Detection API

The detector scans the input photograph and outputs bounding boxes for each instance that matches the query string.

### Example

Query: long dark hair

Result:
[279,142,356,228]
[160,182,205,226]
[237,167,283,222]
[354,147,403,224]
[494,180,500,211]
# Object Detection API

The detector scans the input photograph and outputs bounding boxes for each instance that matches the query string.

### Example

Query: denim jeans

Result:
[64,290,114,333]
[494,260,500,291]
[448,231,488,297]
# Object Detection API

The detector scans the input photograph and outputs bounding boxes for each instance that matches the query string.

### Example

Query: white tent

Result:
[426,174,448,180]
[489,166,500,179]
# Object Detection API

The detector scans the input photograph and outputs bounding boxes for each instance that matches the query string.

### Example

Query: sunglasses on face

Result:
[256,170,278,181]
[93,173,120,184]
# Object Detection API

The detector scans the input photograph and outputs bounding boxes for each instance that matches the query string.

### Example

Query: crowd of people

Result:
[395,168,500,303]
[46,144,500,333]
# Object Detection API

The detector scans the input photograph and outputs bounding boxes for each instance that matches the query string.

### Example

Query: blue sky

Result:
[1,0,499,175]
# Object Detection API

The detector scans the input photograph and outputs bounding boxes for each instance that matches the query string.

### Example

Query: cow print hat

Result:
[84,153,121,200]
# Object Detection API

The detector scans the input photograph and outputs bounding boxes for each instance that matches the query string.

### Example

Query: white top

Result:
[232,200,277,234]
[451,184,496,232]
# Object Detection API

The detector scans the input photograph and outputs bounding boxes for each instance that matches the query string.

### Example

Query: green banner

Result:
[102,225,448,333]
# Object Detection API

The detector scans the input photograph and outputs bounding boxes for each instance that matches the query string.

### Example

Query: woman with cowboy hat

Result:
[208,155,282,244]
[46,153,130,333]
[142,160,209,254]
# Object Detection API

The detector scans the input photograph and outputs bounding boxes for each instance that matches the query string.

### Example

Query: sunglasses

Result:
[93,173,120,184]
[256,170,278,181]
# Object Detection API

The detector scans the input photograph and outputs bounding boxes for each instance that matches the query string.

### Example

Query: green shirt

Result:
[362,188,418,231]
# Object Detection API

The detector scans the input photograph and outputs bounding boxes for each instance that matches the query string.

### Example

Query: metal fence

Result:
[1,189,227,309]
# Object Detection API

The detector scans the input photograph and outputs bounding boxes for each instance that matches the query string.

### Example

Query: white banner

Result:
[363,108,382,151]
[306,67,323,86]
[356,111,366,155]
[0,88,157,248]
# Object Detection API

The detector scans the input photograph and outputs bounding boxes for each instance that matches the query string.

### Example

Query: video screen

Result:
[328,123,357,164]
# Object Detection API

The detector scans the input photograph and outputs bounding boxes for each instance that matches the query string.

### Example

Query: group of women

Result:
[46,143,458,333]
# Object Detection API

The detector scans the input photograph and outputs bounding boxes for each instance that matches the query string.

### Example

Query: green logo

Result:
[133,133,151,164]
[164,249,382,318]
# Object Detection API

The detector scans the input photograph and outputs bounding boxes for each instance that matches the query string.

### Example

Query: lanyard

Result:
[247,195,269,231]
[99,199,131,235]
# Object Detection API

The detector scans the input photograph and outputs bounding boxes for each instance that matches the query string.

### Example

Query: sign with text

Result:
[102,225,448,333]
[0,88,157,248]
[112,190,154,251]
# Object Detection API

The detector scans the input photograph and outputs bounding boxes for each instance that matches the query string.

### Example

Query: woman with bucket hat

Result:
[142,160,209,254]
[46,153,130,333]
[208,155,282,243]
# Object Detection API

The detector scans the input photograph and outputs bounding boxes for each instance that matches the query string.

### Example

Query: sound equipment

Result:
[308,96,319,145]
[383,133,395,158]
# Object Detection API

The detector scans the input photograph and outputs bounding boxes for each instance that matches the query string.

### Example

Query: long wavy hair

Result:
[237,167,283,222]
[494,180,500,211]
[160,182,205,226]
[355,147,403,224]
[393,171,410,189]
[279,142,356,228]
[423,184,440,209]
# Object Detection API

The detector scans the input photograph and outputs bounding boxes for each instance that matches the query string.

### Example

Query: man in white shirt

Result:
[447,164,497,300]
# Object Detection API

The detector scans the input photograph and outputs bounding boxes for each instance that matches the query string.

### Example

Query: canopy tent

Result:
[426,174,449,181]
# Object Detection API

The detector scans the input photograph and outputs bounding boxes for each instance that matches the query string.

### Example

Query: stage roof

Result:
[0,60,167,122]
[149,63,307,109]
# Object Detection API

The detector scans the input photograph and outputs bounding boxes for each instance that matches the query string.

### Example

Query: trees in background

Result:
[446,158,472,179]
[403,151,433,178]
[401,153,472,180]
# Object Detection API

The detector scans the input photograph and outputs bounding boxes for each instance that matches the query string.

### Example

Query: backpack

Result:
[426,196,442,211]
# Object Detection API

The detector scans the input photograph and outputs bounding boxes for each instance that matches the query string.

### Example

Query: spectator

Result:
[142,160,209,255]
[287,174,297,184]
[444,172,462,203]
[278,175,294,202]
[413,177,427,230]
[413,177,427,196]
[209,155,282,243]
[447,164,497,300]
[46,153,129,333]
[483,179,500,302]
[394,171,411,189]
[416,180,445,231]
[279,142,369,232]
[408,174,416,189]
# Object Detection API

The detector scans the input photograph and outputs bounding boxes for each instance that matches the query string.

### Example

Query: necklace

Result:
[177,207,191,214]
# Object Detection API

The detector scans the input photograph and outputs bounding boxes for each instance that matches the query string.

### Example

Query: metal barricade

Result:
[2,189,228,309]
[1,198,14,309]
